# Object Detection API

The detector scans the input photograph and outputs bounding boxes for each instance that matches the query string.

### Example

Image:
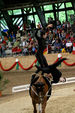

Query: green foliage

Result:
[34,15,40,26]
[67,10,74,24]
[59,3,64,9]
[66,2,72,8]
[13,9,22,15]
[44,5,53,11]
[0,72,9,91]
[45,13,54,23]
[8,10,13,15]
[59,11,66,23]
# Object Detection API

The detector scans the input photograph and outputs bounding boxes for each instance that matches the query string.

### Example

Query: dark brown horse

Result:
[29,58,66,113]
[29,73,52,113]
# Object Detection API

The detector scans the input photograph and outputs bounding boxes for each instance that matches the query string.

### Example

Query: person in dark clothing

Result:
[35,58,66,83]
[30,29,48,84]
[31,29,66,85]
[35,29,48,69]
[30,21,36,29]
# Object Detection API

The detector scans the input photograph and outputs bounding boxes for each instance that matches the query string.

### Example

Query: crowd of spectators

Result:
[0,18,75,57]
[47,18,75,54]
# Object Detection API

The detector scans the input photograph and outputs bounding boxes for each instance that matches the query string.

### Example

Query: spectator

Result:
[7,41,12,49]
[22,46,28,56]
[32,44,36,55]
[0,37,6,57]
[12,39,21,54]
[28,41,32,55]
[66,39,73,53]
[0,36,3,43]
[1,43,6,57]
[61,30,66,40]
[53,28,57,35]
[30,21,36,29]
[12,36,16,44]
[16,30,21,40]
[66,31,70,40]
[22,37,28,47]
[22,37,29,55]
[54,39,62,53]
[67,21,71,30]
[51,37,55,46]
[48,31,53,44]
[72,39,75,54]
[71,21,75,34]
[70,31,74,42]
[61,39,66,53]
[10,31,15,42]
[0,42,6,57]
[56,20,61,29]
[13,39,20,48]
[37,22,42,29]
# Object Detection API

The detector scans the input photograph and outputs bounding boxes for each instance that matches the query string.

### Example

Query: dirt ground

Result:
[0,53,75,113]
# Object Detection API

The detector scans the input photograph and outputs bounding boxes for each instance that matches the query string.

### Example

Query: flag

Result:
[43,48,47,54]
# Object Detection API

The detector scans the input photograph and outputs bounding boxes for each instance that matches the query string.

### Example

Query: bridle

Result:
[30,75,52,100]
[31,84,51,98]
[30,74,52,113]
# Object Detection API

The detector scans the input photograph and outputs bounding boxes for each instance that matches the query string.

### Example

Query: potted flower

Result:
[0,72,9,96]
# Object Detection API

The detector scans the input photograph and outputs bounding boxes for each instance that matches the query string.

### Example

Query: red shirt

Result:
[66,33,70,39]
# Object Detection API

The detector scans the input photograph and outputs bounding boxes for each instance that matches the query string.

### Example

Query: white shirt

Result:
[66,42,72,47]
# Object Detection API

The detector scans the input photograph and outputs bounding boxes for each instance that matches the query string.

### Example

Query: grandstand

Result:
[0,0,75,31]
[0,0,75,57]
[0,1,75,113]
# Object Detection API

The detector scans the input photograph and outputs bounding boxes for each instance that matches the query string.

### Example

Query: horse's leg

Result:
[42,101,46,113]
[32,100,37,113]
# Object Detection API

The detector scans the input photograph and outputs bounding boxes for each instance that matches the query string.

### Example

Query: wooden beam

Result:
[2,0,71,10]
[71,0,75,12]
[34,5,46,28]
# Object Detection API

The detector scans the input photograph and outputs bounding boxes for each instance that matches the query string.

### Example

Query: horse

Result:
[29,58,66,113]
[29,73,52,113]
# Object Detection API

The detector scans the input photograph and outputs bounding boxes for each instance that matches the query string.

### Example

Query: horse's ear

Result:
[31,76,39,86]
[33,83,39,88]
[33,83,37,87]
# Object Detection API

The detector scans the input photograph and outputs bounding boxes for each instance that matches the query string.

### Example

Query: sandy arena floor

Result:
[0,53,75,113]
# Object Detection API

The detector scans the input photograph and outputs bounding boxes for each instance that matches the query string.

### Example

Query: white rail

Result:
[12,77,75,93]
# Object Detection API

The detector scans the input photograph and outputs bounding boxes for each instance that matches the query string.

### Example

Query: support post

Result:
[34,5,46,28]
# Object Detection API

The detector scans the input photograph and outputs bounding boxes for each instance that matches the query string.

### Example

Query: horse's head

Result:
[30,73,52,100]
[29,73,52,113]
[33,82,45,93]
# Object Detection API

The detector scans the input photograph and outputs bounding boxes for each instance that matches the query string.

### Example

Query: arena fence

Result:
[12,77,75,93]
[0,56,75,71]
